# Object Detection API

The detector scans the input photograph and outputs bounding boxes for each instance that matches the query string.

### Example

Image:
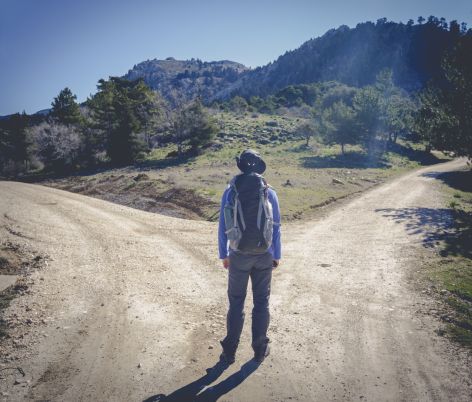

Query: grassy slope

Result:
[420,168,472,348]
[47,111,447,222]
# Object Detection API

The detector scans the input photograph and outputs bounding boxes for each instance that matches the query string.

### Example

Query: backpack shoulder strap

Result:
[256,176,270,229]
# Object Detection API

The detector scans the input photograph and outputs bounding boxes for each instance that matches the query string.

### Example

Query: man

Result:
[218,149,281,364]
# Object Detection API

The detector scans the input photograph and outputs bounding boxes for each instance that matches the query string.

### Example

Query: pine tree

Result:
[172,99,217,156]
[87,77,159,165]
[51,87,83,126]
[0,112,32,174]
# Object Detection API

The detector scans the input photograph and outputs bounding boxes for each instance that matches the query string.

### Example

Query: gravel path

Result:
[0,158,470,401]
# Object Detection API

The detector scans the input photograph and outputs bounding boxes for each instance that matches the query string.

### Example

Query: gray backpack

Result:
[223,173,274,254]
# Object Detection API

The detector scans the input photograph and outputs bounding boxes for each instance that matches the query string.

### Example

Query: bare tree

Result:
[30,122,82,172]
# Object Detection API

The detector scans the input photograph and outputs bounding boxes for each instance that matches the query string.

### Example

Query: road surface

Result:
[0,159,470,401]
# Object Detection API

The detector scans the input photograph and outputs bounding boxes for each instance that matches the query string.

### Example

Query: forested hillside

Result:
[123,17,471,104]
[224,17,469,98]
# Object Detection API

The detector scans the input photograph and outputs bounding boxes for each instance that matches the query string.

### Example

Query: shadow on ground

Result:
[12,154,195,184]
[432,169,472,193]
[136,154,196,171]
[301,151,389,169]
[144,359,260,402]
[376,207,471,259]
[389,142,450,165]
[300,143,448,170]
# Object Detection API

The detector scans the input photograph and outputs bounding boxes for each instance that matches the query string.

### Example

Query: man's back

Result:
[217,149,281,364]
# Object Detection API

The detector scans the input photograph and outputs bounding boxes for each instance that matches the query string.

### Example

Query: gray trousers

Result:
[221,250,273,353]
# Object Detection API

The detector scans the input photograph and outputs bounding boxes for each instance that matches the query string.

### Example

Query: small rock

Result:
[332,178,344,185]
[208,345,213,349]
[283,179,293,187]
[137,363,142,368]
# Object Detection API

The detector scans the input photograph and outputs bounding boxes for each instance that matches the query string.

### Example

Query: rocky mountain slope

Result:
[123,57,248,107]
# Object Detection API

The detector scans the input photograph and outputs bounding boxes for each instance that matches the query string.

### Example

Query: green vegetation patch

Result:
[47,109,448,223]
[425,168,472,348]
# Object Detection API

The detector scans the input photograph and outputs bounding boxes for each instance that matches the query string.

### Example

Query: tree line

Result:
[0,78,217,176]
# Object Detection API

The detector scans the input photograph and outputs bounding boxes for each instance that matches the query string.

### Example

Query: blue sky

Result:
[1,0,471,115]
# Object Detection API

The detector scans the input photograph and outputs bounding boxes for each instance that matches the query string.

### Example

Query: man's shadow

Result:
[143,358,261,402]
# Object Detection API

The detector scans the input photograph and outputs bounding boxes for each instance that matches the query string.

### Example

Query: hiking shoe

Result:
[254,343,270,363]
[219,351,235,365]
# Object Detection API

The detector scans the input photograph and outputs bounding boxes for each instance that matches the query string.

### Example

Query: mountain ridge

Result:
[123,18,466,106]
[218,19,463,99]
[123,58,248,107]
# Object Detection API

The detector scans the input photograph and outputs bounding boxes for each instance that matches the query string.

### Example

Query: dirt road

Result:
[0,159,471,401]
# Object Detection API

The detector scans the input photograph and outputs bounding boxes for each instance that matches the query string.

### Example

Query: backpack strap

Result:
[259,177,281,227]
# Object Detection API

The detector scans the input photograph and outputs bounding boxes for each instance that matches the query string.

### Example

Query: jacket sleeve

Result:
[269,189,282,260]
[218,187,230,259]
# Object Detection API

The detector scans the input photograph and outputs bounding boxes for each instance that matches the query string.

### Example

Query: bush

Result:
[30,122,82,172]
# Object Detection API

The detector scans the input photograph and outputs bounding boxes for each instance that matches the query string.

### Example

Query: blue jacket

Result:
[218,185,281,260]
